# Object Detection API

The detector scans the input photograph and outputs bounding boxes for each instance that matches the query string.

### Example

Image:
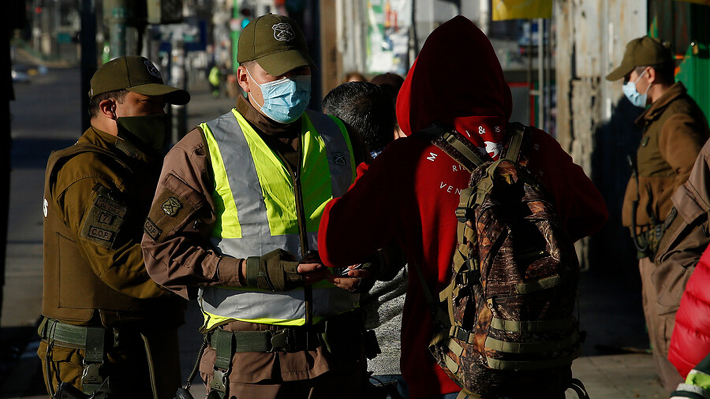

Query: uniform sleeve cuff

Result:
[216,257,243,286]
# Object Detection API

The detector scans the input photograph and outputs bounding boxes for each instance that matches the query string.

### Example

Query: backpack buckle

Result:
[455,207,473,223]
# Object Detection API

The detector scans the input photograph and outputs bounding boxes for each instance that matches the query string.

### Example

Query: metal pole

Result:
[80,0,97,131]
[411,0,418,59]
[479,0,489,36]
[105,0,128,58]
[537,18,544,130]
[545,17,552,134]
[54,0,60,58]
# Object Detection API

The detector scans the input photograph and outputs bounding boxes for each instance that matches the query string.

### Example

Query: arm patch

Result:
[80,184,127,249]
[144,173,204,243]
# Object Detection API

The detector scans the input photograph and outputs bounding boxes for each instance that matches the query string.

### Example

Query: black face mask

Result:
[116,114,170,151]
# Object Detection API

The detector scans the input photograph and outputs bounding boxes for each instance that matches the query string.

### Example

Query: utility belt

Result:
[39,317,144,350]
[208,325,323,354]
[631,223,665,259]
[38,317,147,397]
[201,311,379,398]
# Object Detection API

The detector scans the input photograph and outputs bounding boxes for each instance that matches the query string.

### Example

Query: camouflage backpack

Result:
[415,123,588,399]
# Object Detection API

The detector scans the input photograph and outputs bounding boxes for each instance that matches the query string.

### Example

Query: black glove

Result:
[245,249,303,291]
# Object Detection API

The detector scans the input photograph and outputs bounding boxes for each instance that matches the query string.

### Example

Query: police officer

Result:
[606,37,710,392]
[141,13,380,399]
[38,56,189,399]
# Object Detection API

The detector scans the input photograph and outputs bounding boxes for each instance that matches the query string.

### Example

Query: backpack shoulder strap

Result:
[416,122,531,171]
[504,122,528,162]
[414,124,485,172]
[440,130,485,168]
[410,259,451,328]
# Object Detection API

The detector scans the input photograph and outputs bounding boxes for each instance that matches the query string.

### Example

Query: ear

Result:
[98,99,117,120]
[646,67,657,84]
[237,66,250,93]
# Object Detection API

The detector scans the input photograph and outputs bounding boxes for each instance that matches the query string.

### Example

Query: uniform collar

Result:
[82,126,156,163]
[635,82,687,126]
[236,95,302,139]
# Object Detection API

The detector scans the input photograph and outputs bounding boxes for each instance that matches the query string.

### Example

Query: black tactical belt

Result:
[210,326,323,354]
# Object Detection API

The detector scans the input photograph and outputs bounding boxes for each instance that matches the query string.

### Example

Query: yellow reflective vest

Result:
[199,109,358,329]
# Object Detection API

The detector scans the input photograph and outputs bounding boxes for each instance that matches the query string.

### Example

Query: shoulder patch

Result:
[144,173,205,243]
[161,197,182,217]
[144,217,163,241]
[80,187,126,249]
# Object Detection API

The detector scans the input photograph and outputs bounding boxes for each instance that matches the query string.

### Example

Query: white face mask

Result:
[622,68,650,108]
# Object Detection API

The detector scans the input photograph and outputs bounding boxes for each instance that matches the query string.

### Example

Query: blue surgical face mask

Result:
[247,68,311,124]
[622,69,650,108]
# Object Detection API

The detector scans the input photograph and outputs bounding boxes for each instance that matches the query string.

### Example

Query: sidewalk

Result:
[0,67,669,399]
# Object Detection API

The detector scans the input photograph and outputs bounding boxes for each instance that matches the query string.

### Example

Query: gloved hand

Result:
[245,249,303,291]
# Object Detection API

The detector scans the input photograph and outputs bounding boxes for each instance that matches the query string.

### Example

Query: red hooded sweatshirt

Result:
[318,16,608,398]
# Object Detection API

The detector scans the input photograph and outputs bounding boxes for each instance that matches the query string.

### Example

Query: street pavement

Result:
[0,66,670,399]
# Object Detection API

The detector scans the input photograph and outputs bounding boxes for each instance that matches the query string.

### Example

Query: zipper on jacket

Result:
[292,145,314,329]
[277,138,314,329]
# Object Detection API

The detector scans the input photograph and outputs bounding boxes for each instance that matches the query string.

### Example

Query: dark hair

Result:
[633,62,675,85]
[323,82,395,153]
[88,89,128,118]
[241,60,256,71]
[651,61,675,85]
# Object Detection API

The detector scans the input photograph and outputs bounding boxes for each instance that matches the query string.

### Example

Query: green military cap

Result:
[89,56,190,105]
[237,13,317,77]
[606,37,673,81]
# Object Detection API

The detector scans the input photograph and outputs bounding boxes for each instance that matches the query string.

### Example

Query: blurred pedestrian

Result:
[38,55,189,399]
[208,64,221,98]
[344,71,367,83]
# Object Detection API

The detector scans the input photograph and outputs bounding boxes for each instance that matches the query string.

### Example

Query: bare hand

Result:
[327,266,371,292]
[297,262,330,285]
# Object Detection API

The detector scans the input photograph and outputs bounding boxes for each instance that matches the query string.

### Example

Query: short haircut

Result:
[650,61,675,85]
[88,89,128,118]
[633,62,675,85]
[241,60,257,72]
[322,82,395,154]
[370,72,404,105]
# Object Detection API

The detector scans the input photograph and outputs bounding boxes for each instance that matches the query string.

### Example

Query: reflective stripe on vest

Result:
[199,109,357,328]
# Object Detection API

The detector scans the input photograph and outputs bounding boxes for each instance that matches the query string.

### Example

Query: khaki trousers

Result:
[37,327,181,399]
[639,257,684,392]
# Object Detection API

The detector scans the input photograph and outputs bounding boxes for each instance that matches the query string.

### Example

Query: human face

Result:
[622,67,652,108]
[239,62,311,112]
[114,91,166,118]
[624,67,651,92]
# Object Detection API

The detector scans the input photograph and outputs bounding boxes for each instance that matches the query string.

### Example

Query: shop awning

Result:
[492,0,552,21]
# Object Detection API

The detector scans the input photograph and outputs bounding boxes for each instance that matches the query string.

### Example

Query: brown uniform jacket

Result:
[622,82,710,230]
[141,96,368,383]
[42,127,183,328]
[653,138,710,312]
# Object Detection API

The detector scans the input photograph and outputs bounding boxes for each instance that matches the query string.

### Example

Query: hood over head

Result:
[396,16,513,159]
